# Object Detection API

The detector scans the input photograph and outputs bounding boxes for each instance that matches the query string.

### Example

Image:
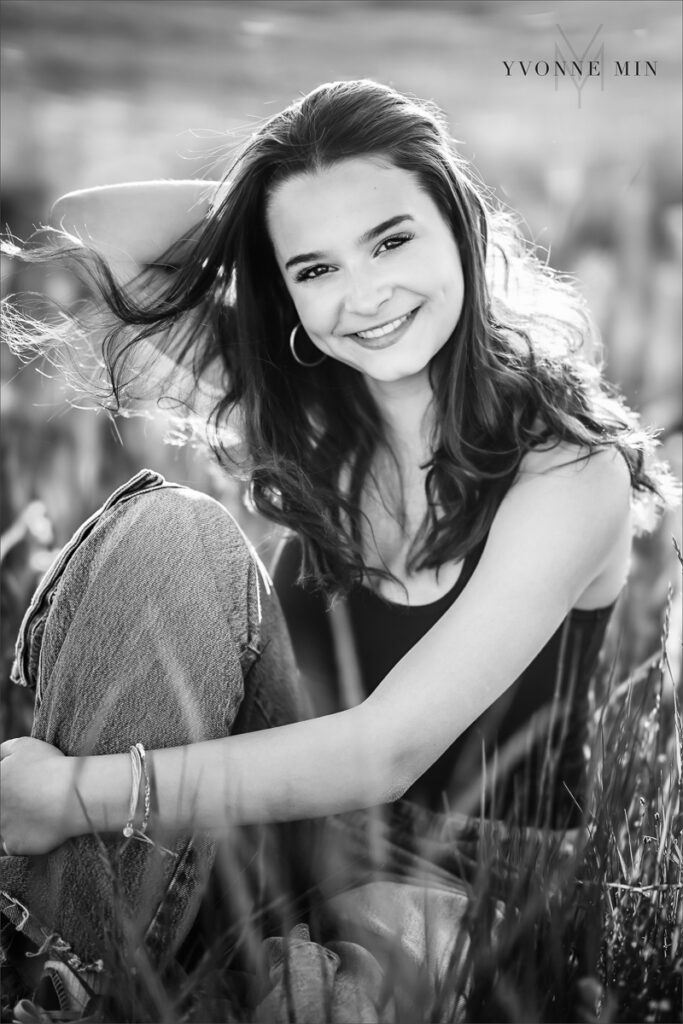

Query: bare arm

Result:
[0,448,631,849]
[50,179,222,283]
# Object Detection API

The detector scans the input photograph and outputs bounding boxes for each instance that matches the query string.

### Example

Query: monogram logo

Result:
[554,24,605,108]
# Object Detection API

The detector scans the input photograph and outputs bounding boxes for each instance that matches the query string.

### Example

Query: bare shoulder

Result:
[516,442,631,511]
[506,441,632,539]
[500,442,632,607]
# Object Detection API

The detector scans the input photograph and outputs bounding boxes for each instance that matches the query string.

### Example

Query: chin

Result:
[362,358,432,385]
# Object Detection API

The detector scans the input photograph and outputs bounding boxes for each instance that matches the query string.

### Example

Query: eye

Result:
[376,232,414,255]
[295,263,334,284]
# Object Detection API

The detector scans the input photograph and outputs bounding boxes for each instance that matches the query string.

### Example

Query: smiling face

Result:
[266,157,465,390]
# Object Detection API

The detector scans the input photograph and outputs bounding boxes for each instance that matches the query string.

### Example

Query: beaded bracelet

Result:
[122,743,178,858]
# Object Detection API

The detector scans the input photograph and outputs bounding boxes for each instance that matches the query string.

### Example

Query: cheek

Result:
[285,288,316,332]
[296,292,339,337]
[442,251,465,315]
[296,299,322,334]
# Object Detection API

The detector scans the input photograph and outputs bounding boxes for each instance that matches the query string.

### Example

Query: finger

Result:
[0,839,10,856]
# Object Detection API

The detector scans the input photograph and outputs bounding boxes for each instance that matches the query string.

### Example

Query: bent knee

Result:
[117,486,250,567]
[47,483,262,650]
[105,484,260,614]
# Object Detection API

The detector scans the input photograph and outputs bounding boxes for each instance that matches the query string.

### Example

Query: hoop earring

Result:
[289,323,326,367]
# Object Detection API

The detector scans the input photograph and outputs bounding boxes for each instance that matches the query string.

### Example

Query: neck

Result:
[365,369,435,468]
[360,369,451,594]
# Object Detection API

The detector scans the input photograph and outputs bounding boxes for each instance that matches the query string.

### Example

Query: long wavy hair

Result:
[3,79,671,595]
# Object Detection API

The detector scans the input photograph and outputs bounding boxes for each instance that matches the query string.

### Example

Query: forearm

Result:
[66,704,393,837]
[50,180,221,274]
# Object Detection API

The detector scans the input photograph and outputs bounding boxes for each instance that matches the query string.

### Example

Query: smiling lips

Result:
[350,306,419,345]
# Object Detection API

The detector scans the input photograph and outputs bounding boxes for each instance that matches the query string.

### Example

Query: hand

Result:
[0,737,73,855]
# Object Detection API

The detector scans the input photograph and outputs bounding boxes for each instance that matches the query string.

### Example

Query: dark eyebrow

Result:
[284,215,414,272]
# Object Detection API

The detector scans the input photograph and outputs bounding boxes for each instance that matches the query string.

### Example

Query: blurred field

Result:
[0,4,682,1020]
[1,0,681,729]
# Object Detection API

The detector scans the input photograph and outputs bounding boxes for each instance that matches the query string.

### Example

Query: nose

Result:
[342,268,392,317]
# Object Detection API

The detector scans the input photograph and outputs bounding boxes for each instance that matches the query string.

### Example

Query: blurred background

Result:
[1,0,681,737]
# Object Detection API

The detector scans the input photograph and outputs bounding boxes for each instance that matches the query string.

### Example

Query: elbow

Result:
[50,189,100,236]
[354,706,419,806]
[381,773,411,804]
[381,748,420,803]
[361,765,407,809]
[49,195,79,234]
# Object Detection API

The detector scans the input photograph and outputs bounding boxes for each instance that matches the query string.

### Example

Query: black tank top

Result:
[273,536,614,826]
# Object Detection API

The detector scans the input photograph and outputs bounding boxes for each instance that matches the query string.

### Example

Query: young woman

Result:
[0,79,672,988]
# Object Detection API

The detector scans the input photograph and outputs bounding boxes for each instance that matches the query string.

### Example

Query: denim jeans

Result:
[1,471,313,995]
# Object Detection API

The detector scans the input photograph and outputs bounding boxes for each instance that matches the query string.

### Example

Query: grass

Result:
[2,557,680,1023]
[462,587,682,1023]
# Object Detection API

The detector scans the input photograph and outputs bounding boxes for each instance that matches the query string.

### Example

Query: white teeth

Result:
[356,311,412,340]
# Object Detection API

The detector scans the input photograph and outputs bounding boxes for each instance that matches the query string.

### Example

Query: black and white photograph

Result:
[0,2,681,1021]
